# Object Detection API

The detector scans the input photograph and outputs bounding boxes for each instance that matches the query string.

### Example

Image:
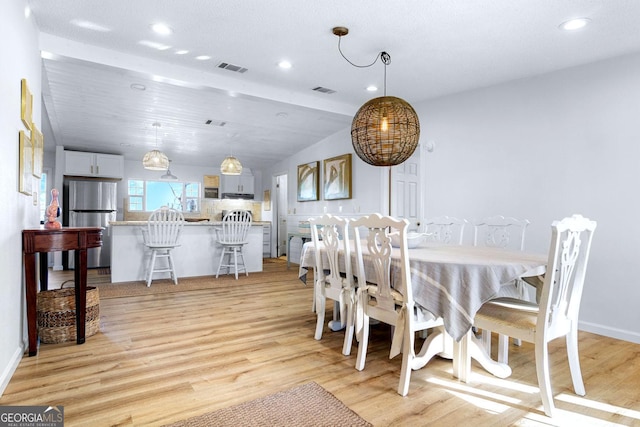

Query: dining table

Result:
[298,240,547,379]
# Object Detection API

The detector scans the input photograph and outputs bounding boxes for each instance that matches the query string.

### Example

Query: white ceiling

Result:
[28,0,640,170]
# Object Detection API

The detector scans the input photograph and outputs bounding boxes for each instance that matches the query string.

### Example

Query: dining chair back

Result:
[472,215,530,251]
[351,213,443,396]
[215,209,252,279]
[472,215,531,357]
[424,215,468,245]
[143,207,185,287]
[309,214,355,356]
[470,214,597,417]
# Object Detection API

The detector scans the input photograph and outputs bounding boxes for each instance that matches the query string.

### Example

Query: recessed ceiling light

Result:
[71,19,111,32]
[130,83,146,91]
[559,17,591,31]
[195,55,211,61]
[151,23,173,35]
[366,85,378,92]
[139,40,171,50]
[24,6,31,18]
[278,60,292,69]
[175,50,189,55]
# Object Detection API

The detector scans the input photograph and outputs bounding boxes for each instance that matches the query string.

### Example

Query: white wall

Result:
[0,1,42,394]
[417,52,640,343]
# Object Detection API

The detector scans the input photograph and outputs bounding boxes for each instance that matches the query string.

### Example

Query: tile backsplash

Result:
[124,198,262,222]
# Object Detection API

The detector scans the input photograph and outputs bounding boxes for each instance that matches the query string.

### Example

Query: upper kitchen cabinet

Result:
[64,150,124,179]
[221,169,254,197]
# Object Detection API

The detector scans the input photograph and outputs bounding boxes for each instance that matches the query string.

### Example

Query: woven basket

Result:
[36,282,100,344]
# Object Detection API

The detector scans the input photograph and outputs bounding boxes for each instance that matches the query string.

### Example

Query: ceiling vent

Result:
[205,119,227,127]
[217,62,248,73]
[312,86,336,94]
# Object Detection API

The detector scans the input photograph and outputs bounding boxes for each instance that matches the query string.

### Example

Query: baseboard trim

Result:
[0,345,24,397]
[579,320,640,344]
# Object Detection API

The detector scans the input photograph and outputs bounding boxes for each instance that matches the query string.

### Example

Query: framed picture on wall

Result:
[297,161,319,201]
[21,79,33,131]
[323,153,352,200]
[19,130,33,195]
[264,189,271,211]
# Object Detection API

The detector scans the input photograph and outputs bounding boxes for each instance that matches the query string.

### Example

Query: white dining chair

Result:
[352,213,443,396]
[215,210,252,279]
[423,215,468,245]
[472,215,531,358]
[309,214,356,356]
[466,214,596,417]
[472,215,530,252]
[143,207,185,287]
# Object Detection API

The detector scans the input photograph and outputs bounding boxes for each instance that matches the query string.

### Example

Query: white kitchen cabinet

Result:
[64,150,124,179]
[221,173,254,194]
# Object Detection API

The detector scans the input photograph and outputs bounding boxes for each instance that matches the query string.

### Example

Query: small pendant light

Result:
[143,122,169,171]
[221,143,243,175]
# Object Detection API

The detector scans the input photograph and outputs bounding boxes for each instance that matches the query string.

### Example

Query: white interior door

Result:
[390,148,422,230]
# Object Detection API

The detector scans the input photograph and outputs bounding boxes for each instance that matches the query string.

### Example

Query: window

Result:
[127,179,200,212]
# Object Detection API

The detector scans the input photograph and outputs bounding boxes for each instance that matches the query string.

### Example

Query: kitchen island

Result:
[110,221,266,283]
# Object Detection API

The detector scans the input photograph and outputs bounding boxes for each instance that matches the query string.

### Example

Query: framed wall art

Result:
[31,124,44,178]
[21,79,33,131]
[263,189,271,211]
[19,131,33,195]
[297,161,319,202]
[323,153,352,200]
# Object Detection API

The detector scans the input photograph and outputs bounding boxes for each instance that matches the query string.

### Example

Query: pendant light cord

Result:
[336,36,391,95]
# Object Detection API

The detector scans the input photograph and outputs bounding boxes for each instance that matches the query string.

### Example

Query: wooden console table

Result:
[22,227,103,356]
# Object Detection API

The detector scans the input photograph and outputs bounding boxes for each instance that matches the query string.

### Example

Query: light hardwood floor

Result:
[2,259,639,426]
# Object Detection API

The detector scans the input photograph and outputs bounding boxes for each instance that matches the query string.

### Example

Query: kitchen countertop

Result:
[110,220,270,226]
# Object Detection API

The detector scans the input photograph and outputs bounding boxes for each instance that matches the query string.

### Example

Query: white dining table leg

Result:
[411,326,452,370]
[409,328,512,380]
[452,331,512,381]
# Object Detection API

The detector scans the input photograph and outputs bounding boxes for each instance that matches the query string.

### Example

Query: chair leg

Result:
[497,334,509,364]
[535,339,555,417]
[355,314,370,371]
[233,248,239,280]
[216,247,226,278]
[314,283,325,340]
[566,327,586,395]
[397,323,414,396]
[240,247,248,276]
[342,297,355,356]
[168,250,178,285]
[147,250,157,287]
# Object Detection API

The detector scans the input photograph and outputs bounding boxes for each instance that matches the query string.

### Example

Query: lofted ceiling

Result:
[28,0,640,170]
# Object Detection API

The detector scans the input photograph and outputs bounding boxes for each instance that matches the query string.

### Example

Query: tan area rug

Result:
[162,382,371,427]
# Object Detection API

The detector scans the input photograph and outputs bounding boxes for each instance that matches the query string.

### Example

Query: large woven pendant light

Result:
[333,27,420,166]
[351,96,420,166]
[143,122,169,171]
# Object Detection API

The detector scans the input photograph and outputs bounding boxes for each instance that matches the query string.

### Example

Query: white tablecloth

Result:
[299,241,547,341]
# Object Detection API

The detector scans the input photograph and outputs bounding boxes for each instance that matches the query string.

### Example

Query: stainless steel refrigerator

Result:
[66,180,117,268]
